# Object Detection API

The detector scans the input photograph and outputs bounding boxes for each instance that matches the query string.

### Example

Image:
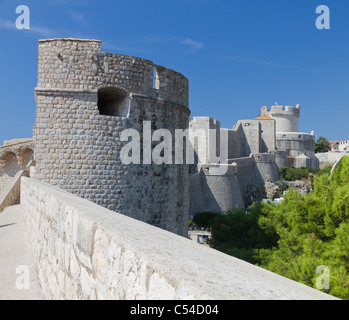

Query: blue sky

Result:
[0,0,348,142]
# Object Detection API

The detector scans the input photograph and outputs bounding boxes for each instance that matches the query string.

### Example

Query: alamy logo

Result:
[315,265,330,290]
[120,121,229,175]
[316,5,330,30]
[15,5,30,30]
[15,265,30,290]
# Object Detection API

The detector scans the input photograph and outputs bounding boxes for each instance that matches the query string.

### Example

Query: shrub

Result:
[276,179,289,192]
[279,166,320,181]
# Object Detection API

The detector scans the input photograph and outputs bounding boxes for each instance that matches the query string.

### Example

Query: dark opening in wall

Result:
[97,87,129,117]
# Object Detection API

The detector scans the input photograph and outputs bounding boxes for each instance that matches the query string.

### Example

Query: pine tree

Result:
[257,157,349,299]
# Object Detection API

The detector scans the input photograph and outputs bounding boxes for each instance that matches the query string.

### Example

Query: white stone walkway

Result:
[0,205,43,300]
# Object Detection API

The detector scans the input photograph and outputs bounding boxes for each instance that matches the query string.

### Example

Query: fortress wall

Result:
[190,157,261,214]
[229,119,275,158]
[259,120,276,153]
[230,157,256,197]
[236,120,261,156]
[199,164,245,212]
[276,132,318,169]
[34,90,189,236]
[275,150,289,168]
[37,39,102,91]
[152,64,189,107]
[20,177,336,300]
[315,152,348,164]
[253,153,280,184]
[189,171,206,214]
[34,39,190,236]
[227,127,243,159]
[276,133,315,153]
[189,117,221,164]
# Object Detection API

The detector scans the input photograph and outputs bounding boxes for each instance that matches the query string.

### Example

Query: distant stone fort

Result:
[189,104,319,215]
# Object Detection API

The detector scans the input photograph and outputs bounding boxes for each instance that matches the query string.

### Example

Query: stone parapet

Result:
[21,177,338,300]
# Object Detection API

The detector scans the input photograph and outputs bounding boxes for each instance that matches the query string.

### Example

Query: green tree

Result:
[192,211,217,229]
[257,156,349,300]
[208,203,278,264]
[315,136,330,153]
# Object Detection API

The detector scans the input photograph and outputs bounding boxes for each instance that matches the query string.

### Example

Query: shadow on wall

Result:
[189,169,245,215]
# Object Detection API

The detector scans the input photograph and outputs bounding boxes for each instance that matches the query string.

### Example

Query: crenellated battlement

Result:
[261,104,300,133]
[37,39,189,107]
[261,104,300,117]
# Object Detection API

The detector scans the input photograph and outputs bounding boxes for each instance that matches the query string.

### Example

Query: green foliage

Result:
[315,136,330,153]
[257,156,349,300]
[208,203,278,264]
[203,158,349,299]
[276,178,289,192]
[332,157,349,185]
[279,166,320,181]
[315,165,332,177]
[192,211,217,229]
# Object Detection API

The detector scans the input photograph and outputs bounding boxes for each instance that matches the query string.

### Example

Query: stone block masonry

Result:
[21,177,337,300]
[33,39,190,237]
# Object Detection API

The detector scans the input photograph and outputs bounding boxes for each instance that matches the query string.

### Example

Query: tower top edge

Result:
[39,38,102,43]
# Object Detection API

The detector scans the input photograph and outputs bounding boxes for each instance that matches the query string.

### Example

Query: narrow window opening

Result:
[97,87,129,117]
[153,67,160,90]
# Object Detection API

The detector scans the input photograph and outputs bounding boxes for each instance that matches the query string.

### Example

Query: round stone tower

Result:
[33,38,190,237]
[261,104,300,133]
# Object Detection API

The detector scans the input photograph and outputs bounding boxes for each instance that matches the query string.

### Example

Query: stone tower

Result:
[33,38,190,237]
[261,104,300,133]
[261,104,318,168]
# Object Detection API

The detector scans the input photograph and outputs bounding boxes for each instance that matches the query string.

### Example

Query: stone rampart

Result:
[34,39,190,237]
[253,153,280,184]
[276,132,315,153]
[316,152,348,165]
[21,177,337,300]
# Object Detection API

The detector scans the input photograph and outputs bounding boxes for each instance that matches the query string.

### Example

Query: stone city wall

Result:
[315,152,348,165]
[276,132,315,154]
[21,177,337,300]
